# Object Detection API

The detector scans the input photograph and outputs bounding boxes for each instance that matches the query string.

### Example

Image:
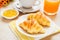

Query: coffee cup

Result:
[19,0,40,8]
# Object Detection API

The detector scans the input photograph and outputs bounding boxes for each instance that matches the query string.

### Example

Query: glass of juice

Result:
[44,0,60,15]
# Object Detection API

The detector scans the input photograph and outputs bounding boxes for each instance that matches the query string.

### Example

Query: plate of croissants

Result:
[16,12,60,38]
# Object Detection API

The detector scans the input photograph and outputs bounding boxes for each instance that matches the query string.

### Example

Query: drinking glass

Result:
[44,0,60,15]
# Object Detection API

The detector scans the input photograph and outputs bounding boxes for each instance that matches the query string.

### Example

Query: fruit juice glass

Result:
[44,0,60,15]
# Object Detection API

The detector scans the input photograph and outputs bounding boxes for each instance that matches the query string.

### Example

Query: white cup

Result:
[19,0,40,8]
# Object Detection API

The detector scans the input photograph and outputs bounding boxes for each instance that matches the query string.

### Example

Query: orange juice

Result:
[44,0,59,15]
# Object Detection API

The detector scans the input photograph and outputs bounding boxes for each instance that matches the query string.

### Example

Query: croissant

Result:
[19,19,45,34]
[28,12,50,27]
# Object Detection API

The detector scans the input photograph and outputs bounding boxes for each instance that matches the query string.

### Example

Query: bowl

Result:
[1,8,19,19]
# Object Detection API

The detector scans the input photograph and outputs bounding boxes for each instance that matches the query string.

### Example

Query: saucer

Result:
[14,1,41,13]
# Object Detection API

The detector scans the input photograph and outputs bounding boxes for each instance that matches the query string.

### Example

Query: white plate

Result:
[16,14,60,38]
[14,0,41,13]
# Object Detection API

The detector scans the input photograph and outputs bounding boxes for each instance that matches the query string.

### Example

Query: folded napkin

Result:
[9,20,34,40]
[9,20,60,40]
